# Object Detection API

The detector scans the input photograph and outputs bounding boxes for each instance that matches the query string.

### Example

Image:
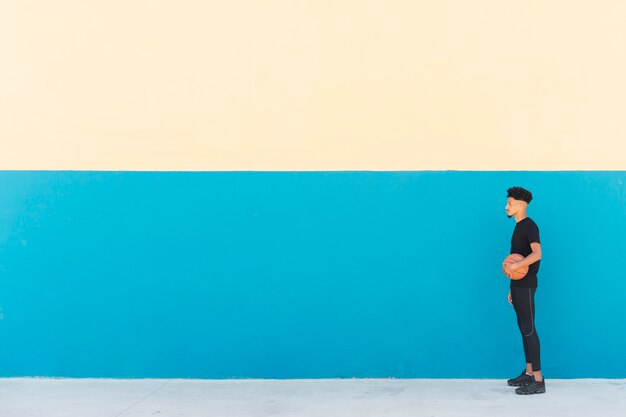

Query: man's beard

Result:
[507,214,512,218]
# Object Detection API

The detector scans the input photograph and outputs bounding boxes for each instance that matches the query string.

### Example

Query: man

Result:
[503,186,546,395]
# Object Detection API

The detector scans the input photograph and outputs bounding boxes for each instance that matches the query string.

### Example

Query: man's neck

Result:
[514,212,527,223]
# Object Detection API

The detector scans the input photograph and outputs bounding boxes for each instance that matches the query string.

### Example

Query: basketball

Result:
[502,253,528,280]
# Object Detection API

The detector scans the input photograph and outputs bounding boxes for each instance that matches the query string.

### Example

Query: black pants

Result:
[511,287,541,371]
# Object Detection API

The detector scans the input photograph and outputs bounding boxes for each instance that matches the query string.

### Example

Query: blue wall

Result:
[0,171,624,378]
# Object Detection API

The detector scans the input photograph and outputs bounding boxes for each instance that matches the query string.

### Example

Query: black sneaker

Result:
[507,371,534,387]
[515,378,546,395]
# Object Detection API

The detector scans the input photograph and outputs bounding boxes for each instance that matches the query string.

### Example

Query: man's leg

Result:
[511,287,545,394]
[512,287,541,374]
[512,289,535,375]
[526,363,533,374]
[507,291,535,387]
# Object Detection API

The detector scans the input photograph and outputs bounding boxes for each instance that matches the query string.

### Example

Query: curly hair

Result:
[507,186,533,204]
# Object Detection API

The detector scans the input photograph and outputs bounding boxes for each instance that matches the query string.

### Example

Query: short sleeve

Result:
[526,222,540,245]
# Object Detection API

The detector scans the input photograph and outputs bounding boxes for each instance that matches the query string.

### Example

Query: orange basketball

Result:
[502,253,528,280]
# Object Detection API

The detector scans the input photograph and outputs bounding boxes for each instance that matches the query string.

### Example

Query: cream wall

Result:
[1,1,625,171]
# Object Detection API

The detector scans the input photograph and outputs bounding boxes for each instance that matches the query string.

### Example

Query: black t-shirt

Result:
[510,217,540,288]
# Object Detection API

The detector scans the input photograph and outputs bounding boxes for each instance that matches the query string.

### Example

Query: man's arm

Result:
[506,242,541,275]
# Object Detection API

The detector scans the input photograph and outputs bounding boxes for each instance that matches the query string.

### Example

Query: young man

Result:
[503,186,546,395]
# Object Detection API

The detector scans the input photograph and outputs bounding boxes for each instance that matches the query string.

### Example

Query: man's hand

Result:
[504,262,519,278]
[508,291,513,305]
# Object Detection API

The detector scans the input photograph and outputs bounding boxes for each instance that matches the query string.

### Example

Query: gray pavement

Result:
[1,378,624,417]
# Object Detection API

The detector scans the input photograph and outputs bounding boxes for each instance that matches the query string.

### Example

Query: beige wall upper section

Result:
[1,1,625,170]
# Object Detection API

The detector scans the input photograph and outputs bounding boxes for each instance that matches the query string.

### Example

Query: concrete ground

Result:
[0,378,624,417]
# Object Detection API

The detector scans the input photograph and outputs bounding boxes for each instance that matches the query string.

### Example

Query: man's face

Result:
[505,197,524,218]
